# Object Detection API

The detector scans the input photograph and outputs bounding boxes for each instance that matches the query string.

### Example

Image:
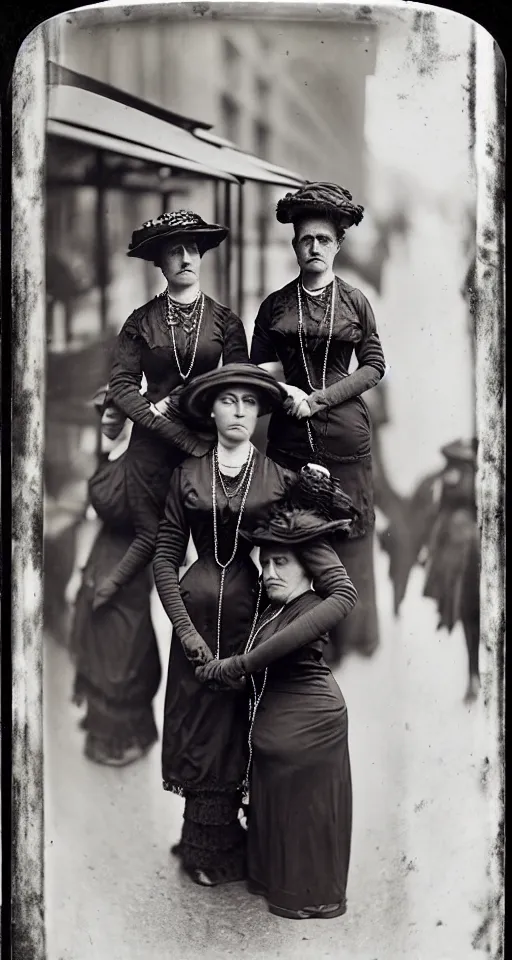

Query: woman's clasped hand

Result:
[195,655,247,690]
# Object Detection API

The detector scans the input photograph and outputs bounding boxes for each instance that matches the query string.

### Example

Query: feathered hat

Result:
[243,463,360,545]
[276,182,364,231]
[127,210,228,261]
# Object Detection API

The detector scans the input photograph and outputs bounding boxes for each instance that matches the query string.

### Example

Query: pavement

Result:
[44,547,493,960]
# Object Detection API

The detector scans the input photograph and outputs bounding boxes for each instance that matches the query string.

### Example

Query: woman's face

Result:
[260,546,311,606]
[158,234,201,289]
[211,386,260,446]
[292,216,340,276]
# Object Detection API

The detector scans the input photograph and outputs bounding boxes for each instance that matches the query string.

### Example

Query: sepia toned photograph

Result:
[10,2,504,959]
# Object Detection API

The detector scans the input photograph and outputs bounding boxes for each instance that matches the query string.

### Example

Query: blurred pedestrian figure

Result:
[93,210,249,610]
[423,439,480,702]
[66,387,161,766]
[251,183,386,664]
[381,437,480,702]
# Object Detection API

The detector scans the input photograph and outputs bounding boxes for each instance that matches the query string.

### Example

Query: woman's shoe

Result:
[268,900,347,920]
[182,864,216,887]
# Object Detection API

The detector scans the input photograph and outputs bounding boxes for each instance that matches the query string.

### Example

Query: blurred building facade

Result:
[44,9,377,506]
[47,11,376,347]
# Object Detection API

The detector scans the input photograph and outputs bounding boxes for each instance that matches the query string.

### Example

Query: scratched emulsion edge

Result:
[471,24,506,960]
[11,19,48,960]
[6,5,505,960]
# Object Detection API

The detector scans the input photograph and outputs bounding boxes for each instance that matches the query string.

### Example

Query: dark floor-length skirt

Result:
[247,670,352,915]
[163,631,248,884]
[162,555,259,883]
[71,525,161,761]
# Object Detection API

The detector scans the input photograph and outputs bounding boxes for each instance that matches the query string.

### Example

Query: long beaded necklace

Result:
[164,287,205,381]
[297,279,335,392]
[211,446,255,659]
[301,278,332,330]
[165,289,201,328]
[216,447,254,500]
[297,279,336,458]
[241,603,285,805]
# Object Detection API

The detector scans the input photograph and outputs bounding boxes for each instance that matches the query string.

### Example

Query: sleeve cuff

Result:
[308,391,328,415]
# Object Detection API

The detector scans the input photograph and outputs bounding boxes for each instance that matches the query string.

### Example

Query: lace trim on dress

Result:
[163,776,245,802]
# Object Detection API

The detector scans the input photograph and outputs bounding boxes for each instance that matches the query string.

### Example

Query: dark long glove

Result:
[196,542,358,687]
[153,468,214,665]
[92,576,120,611]
[307,292,386,414]
[195,657,246,690]
[308,364,382,415]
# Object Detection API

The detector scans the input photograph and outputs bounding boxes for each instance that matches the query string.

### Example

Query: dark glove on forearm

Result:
[92,576,120,610]
[308,365,382,415]
[183,633,214,666]
[195,656,246,689]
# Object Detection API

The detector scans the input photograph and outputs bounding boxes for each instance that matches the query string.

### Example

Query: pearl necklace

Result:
[212,448,255,659]
[297,278,335,392]
[241,603,285,804]
[219,459,249,469]
[166,289,205,381]
[165,288,201,330]
[297,279,335,458]
[215,446,254,500]
[301,278,332,314]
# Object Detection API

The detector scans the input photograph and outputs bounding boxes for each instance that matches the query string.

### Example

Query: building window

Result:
[254,119,270,160]
[222,36,241,90]
[220,92,240,144]
[257,29,272,54]
[256,76,271,109]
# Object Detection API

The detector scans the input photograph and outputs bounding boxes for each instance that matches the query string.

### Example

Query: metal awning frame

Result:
[47,118,239,185]
[45,65,305,321]
[47,77,306,189]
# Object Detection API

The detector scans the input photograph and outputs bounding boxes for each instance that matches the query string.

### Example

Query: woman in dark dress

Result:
[153,364,294,887]
[250,182,386,663]
[66,387,161,766]
[197,466,359,918]
[93,210,249,610]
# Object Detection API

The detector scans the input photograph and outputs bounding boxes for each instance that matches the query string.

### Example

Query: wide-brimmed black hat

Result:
[242,464,359,545]
[179,363,286,423]
[276,182,364,230]
[127,210,228,261]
